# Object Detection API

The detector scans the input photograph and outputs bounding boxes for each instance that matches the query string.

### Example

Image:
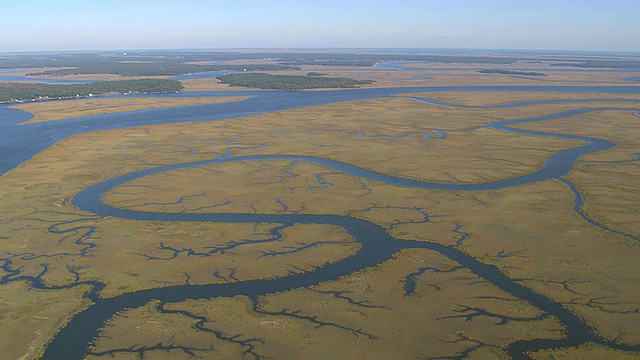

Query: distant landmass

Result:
[27,63,297,77]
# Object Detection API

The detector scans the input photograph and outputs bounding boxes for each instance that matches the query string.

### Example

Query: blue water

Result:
[170,70,235,80]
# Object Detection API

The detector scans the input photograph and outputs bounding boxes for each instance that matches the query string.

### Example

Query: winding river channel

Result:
[1,85,640,359]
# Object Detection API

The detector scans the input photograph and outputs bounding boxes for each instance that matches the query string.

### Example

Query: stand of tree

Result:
[478,69,547,76]
[0,79,183,103]
[216,73,374,90]
[306,72,328,77]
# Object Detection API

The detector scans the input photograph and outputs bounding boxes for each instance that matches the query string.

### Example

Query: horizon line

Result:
[1,47,640,56]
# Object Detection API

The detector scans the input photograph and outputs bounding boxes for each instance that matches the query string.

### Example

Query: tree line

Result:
[478,69,547,76]
[0,79,183,103]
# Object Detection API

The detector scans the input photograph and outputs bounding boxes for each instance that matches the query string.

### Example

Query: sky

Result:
[1,0,639,53]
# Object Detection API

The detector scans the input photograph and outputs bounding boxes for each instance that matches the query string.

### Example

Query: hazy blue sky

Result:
[2,0,638,52]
